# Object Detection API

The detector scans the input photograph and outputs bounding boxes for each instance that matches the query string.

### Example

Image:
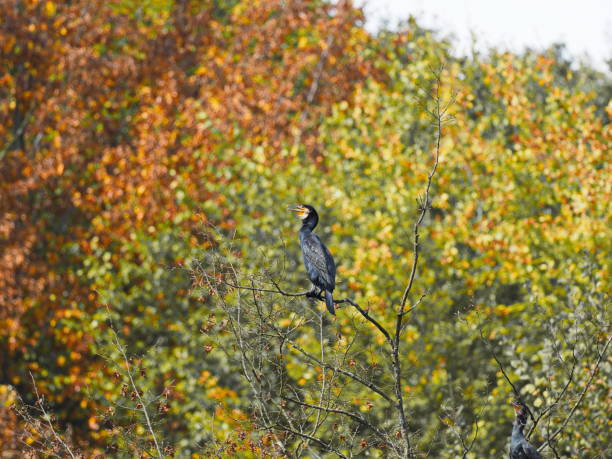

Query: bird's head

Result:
[288,204,319,229]
[511,400,528,421]
[288,204,312,220]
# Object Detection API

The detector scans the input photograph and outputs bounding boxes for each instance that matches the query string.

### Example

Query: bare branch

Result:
[279,426,348,459]
[478,327,538,427]
[335,297,392,343]
[526,346,578,439]
[479,328,520,398]
[398,73,443,316]
[29,372,77,459]
[284,337,393,403]
[220,277,393,344]
[309,311,328,438]
[391,68,447,458]
[281,395,394,449]
[400,292,428,333]
[221,279,310,297]
[546,412,561,459]
[106,310,164,458]
[462,406,484,459]
[537,334,611,453]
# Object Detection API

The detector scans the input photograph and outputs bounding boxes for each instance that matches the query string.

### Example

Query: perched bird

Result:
[289,204,336,315]
[509,401,542,459]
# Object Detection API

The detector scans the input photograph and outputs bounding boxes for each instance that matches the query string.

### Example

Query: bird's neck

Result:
[512,418,526,438]
[300,219,317,232]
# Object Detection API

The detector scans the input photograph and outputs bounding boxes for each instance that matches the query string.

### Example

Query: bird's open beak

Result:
[288,204,306,216]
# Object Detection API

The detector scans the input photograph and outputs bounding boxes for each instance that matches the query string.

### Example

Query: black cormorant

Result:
[289,204,336,315]
[509,401,542,459]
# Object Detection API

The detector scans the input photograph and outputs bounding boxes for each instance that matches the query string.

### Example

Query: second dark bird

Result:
[289,204,336,315]
[509,400,542,459]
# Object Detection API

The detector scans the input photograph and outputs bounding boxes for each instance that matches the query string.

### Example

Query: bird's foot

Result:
[306,287,325,301]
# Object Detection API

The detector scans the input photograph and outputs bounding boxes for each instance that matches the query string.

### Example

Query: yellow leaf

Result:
[45,1,56,16]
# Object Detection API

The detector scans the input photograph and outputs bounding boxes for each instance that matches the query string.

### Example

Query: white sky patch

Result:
[360,0,612,72]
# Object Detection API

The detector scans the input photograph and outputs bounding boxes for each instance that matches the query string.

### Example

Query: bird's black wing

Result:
[301,233,336,291]
[510,440,542,459]
[521,439,542,459]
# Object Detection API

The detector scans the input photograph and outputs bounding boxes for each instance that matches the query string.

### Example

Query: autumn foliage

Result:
[1,0,610,457]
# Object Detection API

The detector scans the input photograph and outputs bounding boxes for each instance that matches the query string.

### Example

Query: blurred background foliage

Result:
[0,0,610,457]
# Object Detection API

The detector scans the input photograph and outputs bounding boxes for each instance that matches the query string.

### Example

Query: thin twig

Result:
[282,396,393,448]
[107,321,164,458]
[400,292,428,333]
[537,334,611,453]
[479,329,520,397]
[338,297,392,343]
[526,347,577,439]
[284,337,393,403]
[29,372,77,459]
[239,276,294,455]
[460,406,484,459]
[310,310,327,438]
[478,327,538,428]
[546,412,561,459]
[222,279,310,297]
[222,278,393,344]
[398,72,443,315]
[279,426,348,459]
[392,69,446,458]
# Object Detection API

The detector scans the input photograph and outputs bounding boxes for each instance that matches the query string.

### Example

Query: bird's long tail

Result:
[325,290,335,315]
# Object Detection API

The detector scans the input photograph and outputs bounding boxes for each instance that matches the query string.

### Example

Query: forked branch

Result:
[392,68,448,457]
[106,310,164,458]
[537,334,611,453]
[29,373,77,459]
[217,278,392,343]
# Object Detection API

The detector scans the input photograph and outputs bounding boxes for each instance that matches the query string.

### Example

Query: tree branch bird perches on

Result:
[510,401,542,459]
[289,204,336,315]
